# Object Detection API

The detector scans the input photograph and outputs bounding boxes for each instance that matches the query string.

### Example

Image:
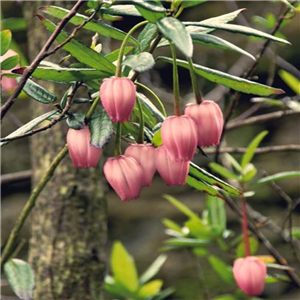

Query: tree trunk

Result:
[24,2,108,299]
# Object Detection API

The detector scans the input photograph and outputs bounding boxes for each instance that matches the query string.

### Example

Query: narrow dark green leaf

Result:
[164,237,210,247]
[208,255,234,285]
[105,46,133,62]
[209,162,239,180]
[241,131,268,169]
[1,29,12,55]
[256,171,300,185]
[66,113,86,130]
[39,16,115,73]
[241,163,257,182]
[1,110,58,147]
[140,255,167,284]
[157,17,193,57]
[132,0,165,22]
[134,23,158,54]
[162,218,182,232]
[187,176,221,197]
[123,52,155,73]
[111,241,139,293]
[158,57,284,96]
[185,218,216,239]
[152,287,175,300]
[1,55,19,70]
[138,280,163,297]
[207,195,227,235]
[4,259,35,300]
[89,110,113,149]
[1,18,27,31]
[100,4,141,16]
[137,93,165,122]
[40,6,139,44]
[20,78,57,104]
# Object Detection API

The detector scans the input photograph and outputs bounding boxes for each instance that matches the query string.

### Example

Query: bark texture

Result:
[24,2,107,299]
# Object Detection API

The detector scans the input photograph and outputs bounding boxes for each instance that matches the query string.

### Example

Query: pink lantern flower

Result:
[124,143,156,187]
[99,77,136,123]
[1,49,19,93]
[155,146,189,186]
[161,115,197,161]
[233,256,267,296]
[185,101,223,147]
[67,126,102,168]
[103,155,143,201]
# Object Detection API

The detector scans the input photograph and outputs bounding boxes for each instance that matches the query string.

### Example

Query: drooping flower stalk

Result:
[136,97,145,144]
[187,57,203,104]
[242,196,251,257]
[170,43,181,116]
[115,122,122,157]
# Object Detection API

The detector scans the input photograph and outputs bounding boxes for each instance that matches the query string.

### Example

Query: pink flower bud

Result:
[124,143,156,187]
[185,101,223,147]
[155,146,189,186]
[103,155,143,201]
[67,126,102,168]
[233,256,267,296]
[99,77,136,123]
[161,115,197,161]
[1,49,19,92]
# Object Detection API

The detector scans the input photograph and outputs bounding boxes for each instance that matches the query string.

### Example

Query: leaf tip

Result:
[275,88,285,95]
[35,14,46,22]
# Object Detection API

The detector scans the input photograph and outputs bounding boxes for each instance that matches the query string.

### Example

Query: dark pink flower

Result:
[99,77,136,123]
[161,115,197,161]
[124,143,156,187]
[233,256,267,296]
[67,126,102,168]
[1,49,19,92]
[185,101,223,147]
[155,146,189,186]
[103,155,143,201]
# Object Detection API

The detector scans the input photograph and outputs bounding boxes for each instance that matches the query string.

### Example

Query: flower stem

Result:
[115,123,122,156]
[135,82,167,117]
[242,196,251,257]
[187,57,203,104]
[136,97,144,144]
[170,43,181,116]
[85,96,99,122]
[115,20,148,78]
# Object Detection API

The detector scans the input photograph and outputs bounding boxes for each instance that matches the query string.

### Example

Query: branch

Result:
[1,170,32,185]
[0,0,85,120]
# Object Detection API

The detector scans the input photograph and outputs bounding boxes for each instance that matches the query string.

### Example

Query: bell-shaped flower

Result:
[103,155,143,201]
[1,49,20,92]
[185,101,223,147]
[161,115,197,161]
[155,146,189,186]
[99,77,136,123]
[124,143,156,187]
[233,256,267,296]
[67,126,102,168]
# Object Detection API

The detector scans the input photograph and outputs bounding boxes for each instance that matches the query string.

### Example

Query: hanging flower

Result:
[99,77,136,123]
[125,143,156,187]
[161,115,197,161]
[155,146,189,186]
[67,126,102,168]
[103,155,143,201]
[233,256,267,296]
[1,49,19,93]
[185,101,223,147]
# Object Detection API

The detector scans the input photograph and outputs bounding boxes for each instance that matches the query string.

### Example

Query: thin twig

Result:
[0,0,85,120]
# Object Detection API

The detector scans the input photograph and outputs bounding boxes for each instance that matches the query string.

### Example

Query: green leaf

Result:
[140,255,167,284]
[212,294,238,300]
[1,55,19,70]
[224,153,242,173]
[157,17,193,57]
[185,218,215,239]
[185,21,290,45]
[241,163,257,182]
[1,18,27,31]
[207,195,227,235]
[104,275,128,297]
[158,57,284,96]
[66,113,86,130]
[199,9,246,25]
[152,129,162,147]
[111,241,139,293]
[187,176,222,197]
[135,23,158,53]
[236,237,259,257]
[20,78,57,104]
[241,131,268,169]
[123,52,155,73]
[256,171,300,185]
[164,237,210,247]
[279,70,300,95]
[152,287,175,300]
[163,194,198,219]
[291,228,300,239]
[1,29,12,55]
[40,6,138,44]
[209,162,239,180]
[208,255,234,285]
[162,218,182,232]
[190,33,255,60]
[39,16,115,73]
[105,46,133,62]
[189,163,241,196]
[1,110,58,147]
[4,259,35,300]
[100,4,141,17]
[182,1,207,8]
[89,110,113,149]
[132,1,166,22]
[138,280,163,298]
